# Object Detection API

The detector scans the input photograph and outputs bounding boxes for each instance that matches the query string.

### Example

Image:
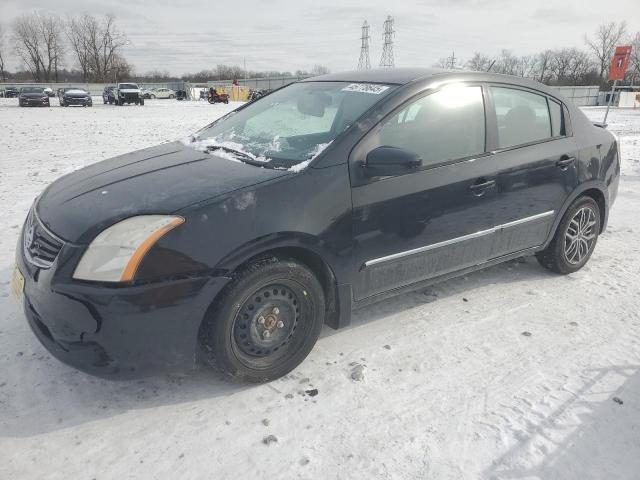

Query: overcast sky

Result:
[1,0,638,75]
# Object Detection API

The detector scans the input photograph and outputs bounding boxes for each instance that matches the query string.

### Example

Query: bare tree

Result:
[567,49,595,85]
[66,14,128,82]
[465,52,495,72]
[585,21,627,78]
[39,14,65,82]
[628,32,640,85]
[493,49,520,75]
[12,12,65,82]
[514,54,537,78]
[310,64,330,75]
[536,50,554,83]
[66,14,92,81]
[13,13,44,81]
[0,23,7,81]
[432,57,449,69]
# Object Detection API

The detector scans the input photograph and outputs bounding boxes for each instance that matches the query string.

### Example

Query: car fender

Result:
[542,180,609,249]
[212,231,352,329]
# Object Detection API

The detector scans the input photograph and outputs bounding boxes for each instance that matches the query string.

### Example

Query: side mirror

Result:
[363,146,422,177]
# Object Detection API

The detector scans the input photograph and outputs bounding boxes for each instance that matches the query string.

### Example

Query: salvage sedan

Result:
[13,69,619,382]
[58,87,93,107]
[18,87,50,107]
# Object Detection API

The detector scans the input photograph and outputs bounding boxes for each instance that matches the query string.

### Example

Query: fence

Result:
[210,76,308,91]
[549,86,600,106]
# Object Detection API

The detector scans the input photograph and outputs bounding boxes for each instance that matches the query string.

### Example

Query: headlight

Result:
[73,215,184,282]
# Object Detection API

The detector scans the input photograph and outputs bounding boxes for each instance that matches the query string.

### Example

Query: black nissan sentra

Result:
[13,69,619,381]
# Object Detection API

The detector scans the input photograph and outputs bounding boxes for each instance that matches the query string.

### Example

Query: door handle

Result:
[556,157,576,170]
[469,179,496,196]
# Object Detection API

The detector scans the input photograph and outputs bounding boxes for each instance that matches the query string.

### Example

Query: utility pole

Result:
[357,21,371,70]
[379,16,395,68]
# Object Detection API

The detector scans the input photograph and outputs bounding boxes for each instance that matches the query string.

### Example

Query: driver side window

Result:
[378,85,486,167]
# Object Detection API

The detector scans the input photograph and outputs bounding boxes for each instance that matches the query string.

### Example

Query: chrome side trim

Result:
[363,210,555,268]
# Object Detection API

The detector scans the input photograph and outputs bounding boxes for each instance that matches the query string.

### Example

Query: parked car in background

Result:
[103,86,116,104]
[148,87,176,99]
[114,82,144,106]
[140,87,153,99]
[2,86,20,98]
[58,87,92,107]
[12,69,619,382]
[43,87,55,97]
[18,87,50,107]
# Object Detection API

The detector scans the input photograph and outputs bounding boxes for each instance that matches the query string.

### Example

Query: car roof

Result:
[303,68,448,85]
[303,68,567,102]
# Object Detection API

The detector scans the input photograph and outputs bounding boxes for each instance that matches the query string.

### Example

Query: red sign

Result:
[608,45,632,81]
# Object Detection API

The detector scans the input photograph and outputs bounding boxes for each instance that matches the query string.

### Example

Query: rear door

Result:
[485,85,579,257]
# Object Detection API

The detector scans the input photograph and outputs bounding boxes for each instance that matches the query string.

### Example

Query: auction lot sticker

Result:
[342,83,390,94]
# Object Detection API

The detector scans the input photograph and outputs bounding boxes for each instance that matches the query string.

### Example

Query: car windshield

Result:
[21,87,43,94]
[120,84,138,89]
[189,81,396,170]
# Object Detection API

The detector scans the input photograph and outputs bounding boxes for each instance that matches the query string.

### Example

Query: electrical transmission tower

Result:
[446,51,457,69]
[357,21,371,70]
[379,16,395,68]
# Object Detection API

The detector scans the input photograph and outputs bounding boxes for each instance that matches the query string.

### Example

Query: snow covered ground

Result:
[1,99,639,480]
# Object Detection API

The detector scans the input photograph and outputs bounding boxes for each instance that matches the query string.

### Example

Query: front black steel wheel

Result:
[202,257,325,382]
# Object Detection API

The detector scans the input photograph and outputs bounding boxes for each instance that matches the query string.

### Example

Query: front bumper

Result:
[63,97,92,106]
[20,98,49,106]
[16,230,230,377]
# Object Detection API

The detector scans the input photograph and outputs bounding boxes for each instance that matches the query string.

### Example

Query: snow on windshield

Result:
[182,135,332,172]
[182,82,393,173]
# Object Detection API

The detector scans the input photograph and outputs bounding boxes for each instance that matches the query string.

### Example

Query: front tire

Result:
[536,196,601,274]
[202,257,325,382]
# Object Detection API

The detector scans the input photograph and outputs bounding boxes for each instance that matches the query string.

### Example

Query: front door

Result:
[350,84,503,300]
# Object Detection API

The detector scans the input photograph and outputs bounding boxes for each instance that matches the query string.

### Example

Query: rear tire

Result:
[202,257,325,383]
[536,196,601,274]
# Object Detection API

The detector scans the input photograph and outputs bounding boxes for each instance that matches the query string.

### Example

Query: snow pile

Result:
[182,136,271,164]
[288,141,332,173]
[184,134,332,173]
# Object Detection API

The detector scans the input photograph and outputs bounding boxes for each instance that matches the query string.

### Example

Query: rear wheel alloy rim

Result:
[564,206,597,265]
[233,285,300,357]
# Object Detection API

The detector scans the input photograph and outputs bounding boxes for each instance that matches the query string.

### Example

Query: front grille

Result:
[23,209,64,268]
[123,92,137,99]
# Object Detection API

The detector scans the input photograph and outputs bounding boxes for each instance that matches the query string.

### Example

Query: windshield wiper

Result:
[205,145,267,167]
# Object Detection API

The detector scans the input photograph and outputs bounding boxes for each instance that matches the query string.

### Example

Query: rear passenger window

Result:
[548,99,564,137]
[378,85,486,167]
[491,87,551,148]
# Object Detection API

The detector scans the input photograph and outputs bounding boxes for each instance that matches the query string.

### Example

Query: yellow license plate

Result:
[10,265,25,304]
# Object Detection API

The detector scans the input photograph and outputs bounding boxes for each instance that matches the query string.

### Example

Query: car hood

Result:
[65,90,89,97]
[119,89,140,93]
[36,141,289,244]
